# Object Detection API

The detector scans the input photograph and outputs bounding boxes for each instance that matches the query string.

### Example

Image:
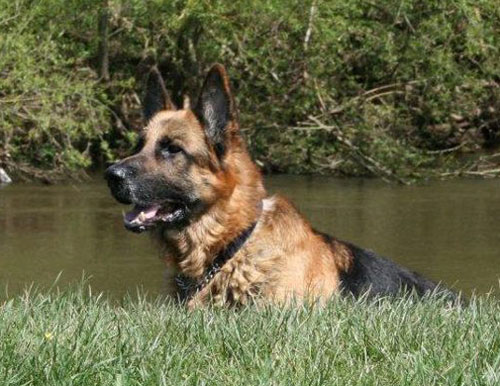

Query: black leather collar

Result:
[175,221,258,301]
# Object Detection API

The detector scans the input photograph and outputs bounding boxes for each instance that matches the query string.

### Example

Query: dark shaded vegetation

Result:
[0,0,499,182]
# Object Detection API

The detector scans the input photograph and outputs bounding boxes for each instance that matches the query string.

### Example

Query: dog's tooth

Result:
[138,211,146,222]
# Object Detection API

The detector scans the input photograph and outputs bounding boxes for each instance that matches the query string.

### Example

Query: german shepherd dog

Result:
[106,64,455,308]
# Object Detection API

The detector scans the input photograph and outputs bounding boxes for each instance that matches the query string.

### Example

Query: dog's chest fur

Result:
[159,195,353,308]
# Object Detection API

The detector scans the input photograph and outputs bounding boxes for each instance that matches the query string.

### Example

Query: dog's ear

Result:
[194,64,237,159]
[143,66,176,122]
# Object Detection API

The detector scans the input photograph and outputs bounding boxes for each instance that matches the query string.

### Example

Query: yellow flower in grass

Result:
[44,332,54,341]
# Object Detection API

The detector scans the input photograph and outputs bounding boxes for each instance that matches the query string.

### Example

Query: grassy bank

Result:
[1,0,499,182]
[1,284,499,385]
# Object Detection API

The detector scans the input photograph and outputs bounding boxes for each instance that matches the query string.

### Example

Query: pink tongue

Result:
[125,205,161,223]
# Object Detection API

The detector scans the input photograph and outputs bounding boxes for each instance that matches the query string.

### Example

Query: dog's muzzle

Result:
[105,162,190,233]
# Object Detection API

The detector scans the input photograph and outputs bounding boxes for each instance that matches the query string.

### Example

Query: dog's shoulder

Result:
[258,194,313,236]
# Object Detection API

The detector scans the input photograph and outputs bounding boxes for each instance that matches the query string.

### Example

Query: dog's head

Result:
[105,64,241,233]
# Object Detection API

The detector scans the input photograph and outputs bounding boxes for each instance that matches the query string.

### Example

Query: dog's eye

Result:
[158,139,182,156]
[165,144,182,154]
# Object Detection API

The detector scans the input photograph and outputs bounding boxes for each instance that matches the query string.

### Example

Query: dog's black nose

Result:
[105,162,140,183]
[104,163,127,185]
[105,163,128,183]
[105,163,136,205]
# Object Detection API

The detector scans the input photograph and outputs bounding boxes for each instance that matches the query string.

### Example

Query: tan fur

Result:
[186,195,347,308]
[136,66,354,307]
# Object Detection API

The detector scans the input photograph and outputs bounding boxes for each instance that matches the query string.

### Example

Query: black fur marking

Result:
[340,242,441,297]
[317,232,457,300]
[143,66,173,122]
[194,66,231,159]
[131,174,194,208]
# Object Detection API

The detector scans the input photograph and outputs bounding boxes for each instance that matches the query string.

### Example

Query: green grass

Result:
[1,283,499,385]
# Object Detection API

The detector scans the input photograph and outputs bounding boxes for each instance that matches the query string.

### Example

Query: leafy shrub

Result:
[0,0,498,181]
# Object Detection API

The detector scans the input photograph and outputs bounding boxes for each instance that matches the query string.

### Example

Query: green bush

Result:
[0,0,499,181]
[0,0,108,180]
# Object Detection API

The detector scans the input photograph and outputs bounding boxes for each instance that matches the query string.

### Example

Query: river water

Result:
[0,176,499,298]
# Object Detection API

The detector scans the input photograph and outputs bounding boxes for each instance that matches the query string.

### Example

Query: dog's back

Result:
[319,232,453,299]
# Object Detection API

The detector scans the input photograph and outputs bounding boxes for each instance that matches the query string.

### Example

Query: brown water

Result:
[0,176,499,298]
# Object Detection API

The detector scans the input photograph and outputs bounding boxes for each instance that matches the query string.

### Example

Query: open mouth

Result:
[123,201,186,233]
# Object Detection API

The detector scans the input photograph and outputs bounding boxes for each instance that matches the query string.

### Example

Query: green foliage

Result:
[0,0,109,180]
[0,283,499,385]
[0,0,499,180]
